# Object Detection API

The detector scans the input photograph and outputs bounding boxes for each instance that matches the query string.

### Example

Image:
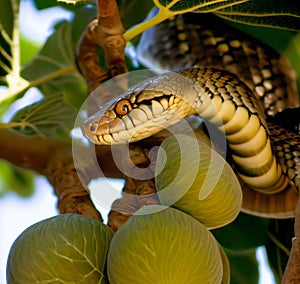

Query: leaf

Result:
[124,0,300,41]
[20,35,41,65]
[265,219,294,281]
[226,248,260,284]
[10,93,77,140]
[124,0,251,40]
[0,0,15,79]
[118,0,155,30]
[212,212,270,250]
[156,0,246,12]
[215,0,300,30]
[0,161,34,197]
[33,0,92,10]
[0,0,30,104]
[57,0,89,4]
[21,19,88,109]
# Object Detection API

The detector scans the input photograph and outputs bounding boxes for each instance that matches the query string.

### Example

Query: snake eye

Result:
[115,99,132,116]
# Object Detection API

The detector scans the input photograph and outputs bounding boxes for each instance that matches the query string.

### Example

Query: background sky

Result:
[0,1,275,283]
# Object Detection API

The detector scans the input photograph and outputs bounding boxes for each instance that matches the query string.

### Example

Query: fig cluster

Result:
[7,134,242,283]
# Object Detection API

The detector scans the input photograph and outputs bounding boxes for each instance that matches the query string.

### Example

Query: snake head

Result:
[82,73,197,145]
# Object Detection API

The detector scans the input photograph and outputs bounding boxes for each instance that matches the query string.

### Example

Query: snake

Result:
[82,11,300,217]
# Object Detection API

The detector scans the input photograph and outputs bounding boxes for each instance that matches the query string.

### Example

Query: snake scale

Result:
[83,12,300,218]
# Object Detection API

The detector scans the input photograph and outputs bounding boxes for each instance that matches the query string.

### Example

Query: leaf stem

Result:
[123,8,172,41]
[29,65,78,87]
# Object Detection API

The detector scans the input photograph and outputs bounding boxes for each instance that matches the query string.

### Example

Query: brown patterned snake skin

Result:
[83,12,300,218]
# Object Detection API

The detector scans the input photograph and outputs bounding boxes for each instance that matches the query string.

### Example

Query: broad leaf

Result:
[10,93,76,140]
[212,212,270,250]
[215,0,300,30]
[117,0,154,30]
[33,0,92,10]
[0,0,30,106]
[20,35,40,65]
[124,0,300,41]
[124,0,246,41]
[156,0,246,12]
[0,0,15,79]
[21,21,86,108]
[266,219,294,281]
[57,0,92,5]
[226,248,260,284]
[0,161,34,197]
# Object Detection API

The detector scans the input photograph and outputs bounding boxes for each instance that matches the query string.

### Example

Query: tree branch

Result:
[46,147,102,221]
[77,0,127,93]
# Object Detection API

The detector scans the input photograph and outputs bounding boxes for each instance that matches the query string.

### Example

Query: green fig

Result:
[155,134,242,229]
[107,205,223,284]
[7,214,114,284]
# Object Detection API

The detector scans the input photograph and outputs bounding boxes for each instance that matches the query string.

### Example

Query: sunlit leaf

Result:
[10,93,76,140]
[33,0,92,10]
[21,20,87,109]
[0,0,15,79]
[20,35,41,65]
[0,0,30,105]
[124,0,300,41]
[0,161,34,197]
[57,0,88,4]
[124,0,246,41]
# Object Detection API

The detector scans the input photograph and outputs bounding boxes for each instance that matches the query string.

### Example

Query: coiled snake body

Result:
[83,13,300,218]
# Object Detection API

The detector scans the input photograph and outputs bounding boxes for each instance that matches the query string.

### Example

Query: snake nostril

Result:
[89,122,97,132]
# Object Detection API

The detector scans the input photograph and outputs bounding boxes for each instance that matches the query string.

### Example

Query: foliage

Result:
[0,0,300,282]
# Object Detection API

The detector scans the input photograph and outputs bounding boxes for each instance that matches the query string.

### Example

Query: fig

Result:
[219,244,230,284]
[155,134,242,229]
[107,205,223,284]
[7,214,114,284]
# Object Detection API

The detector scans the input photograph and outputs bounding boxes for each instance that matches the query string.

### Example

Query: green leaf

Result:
[266,219,294,281]
[10,93,76,140]
[70,5,97,46]
[21,20,87,109]
[0,0,13,79]
[124,0,300,41]
[156,0,246,12]
[57,0,92,5]
[226,248,260,284]
[33,0,91,10]
[212,212,270,250]
[0,161,34,197]
[118,0,154,30]
[0,0,30,104]
[20,35,41,65]
[124,0,245,41]
[215,0,300,30]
